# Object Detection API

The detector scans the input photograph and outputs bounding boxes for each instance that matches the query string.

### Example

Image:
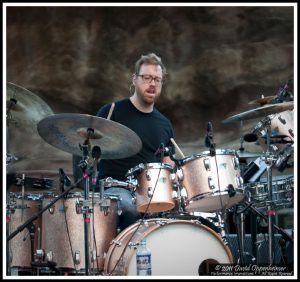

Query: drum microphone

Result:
[243,133,258,142]
[91,146,101,186]
[59,168,71,192]
[205,122,216,156]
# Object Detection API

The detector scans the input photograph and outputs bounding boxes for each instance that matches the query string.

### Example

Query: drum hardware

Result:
[6,153,18,165]
[233,204,256,265]
[233,200,294,266]
[243,157,267,183]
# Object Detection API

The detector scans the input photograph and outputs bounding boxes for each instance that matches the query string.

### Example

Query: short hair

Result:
[134,53,167,77]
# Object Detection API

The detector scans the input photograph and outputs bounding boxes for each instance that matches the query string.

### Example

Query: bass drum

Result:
[104,219,233,276]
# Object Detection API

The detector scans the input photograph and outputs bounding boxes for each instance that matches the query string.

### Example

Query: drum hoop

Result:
[130,162,173,173]
[40,192,120,200]
[182,149,236,164]
[9,192,44,200]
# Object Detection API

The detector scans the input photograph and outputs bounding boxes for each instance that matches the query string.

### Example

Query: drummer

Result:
[96,52,175,231]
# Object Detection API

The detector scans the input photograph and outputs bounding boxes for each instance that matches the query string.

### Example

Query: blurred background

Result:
[5,4,295,178]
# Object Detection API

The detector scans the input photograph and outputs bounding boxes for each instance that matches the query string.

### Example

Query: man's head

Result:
[132,53,167,105]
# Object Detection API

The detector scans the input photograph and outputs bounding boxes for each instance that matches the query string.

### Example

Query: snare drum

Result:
[253,110,294,155]
[104,218,233,275]
[7,192,43,269]
[244,175,293,209]
[41,192,119,274]
[127,163,175,213]
[177,149,244,212]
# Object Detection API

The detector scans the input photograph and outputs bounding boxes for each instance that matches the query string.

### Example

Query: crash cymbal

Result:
[37,113,142,159]
[236,150,263,159]
[222,101,294,124]
[6,82,54,130]
[248,95,276,106]
[6,82,72,170]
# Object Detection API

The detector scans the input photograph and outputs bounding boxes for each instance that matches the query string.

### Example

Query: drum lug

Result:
[176,168,183,181]
[288,128,294,138]
[180,187,187,199]
[48,204,55,214]
[172,190,178,199]
[146,170,151,181]
[236,175,243,187]
[203,158,211,171]
[91,249,97,262]
[74,250,81,265]
[208,176,215,190]
[35,249,46,261]
[232,156,240,170]
[278,115,286,125]
[75,199,82,214]
[132,195,136,206]
[147,187,153,198]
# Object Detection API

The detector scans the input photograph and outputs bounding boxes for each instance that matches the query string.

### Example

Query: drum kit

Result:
[6,82,294,276]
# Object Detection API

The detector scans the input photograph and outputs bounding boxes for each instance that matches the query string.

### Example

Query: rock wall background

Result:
[5,5,295,176]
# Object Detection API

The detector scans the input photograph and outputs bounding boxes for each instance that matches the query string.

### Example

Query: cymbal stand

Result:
[264,118,277,265]
[234,204,255,264]
[78,134,93,276]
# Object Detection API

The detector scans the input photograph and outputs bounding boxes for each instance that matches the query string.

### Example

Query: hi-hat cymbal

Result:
[37,113,142,159]
[236,150,263,159]
[248,95,276,106]
[222,101,294,124]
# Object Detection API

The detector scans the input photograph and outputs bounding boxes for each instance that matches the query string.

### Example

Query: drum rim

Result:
[182,149,237,163]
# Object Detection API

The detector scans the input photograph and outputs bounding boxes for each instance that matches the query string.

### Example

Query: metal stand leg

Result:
[264,120,276,265]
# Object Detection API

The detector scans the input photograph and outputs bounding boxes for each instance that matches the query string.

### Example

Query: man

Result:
[96,53,175,231]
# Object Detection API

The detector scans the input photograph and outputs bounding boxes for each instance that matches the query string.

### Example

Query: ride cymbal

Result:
[222,101,294,124]
[37,113,142,159]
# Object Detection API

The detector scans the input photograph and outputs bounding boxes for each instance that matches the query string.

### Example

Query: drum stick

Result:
[170,138,185,158]
[106,102,115,120]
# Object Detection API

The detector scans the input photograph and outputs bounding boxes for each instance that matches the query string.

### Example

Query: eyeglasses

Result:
[137,74,163,85]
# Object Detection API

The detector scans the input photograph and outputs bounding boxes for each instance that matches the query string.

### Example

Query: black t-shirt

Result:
[96,98,174,181]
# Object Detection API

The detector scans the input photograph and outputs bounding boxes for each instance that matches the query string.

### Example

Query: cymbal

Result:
[222,101,294,124]
[6,82,54,131]
[6,82,63,167]
[37,113,142,159]
[248,95,275,106]
[236,150,263,159]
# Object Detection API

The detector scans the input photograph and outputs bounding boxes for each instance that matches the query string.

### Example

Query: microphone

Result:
[205,122,213,148]
[243,133,258,142]
[59,168,71,192]
[91,146,101,187]
[205,122,216,156]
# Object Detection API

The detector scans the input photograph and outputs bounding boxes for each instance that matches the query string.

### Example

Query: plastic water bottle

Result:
[136,239,152,276]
